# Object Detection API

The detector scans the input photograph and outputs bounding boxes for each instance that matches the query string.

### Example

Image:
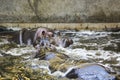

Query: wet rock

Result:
[48,54,76,74]
[66,64,116,80]
[49,55,65,72]
[45,53,56,60]
[34,47,54,59]
[34,49,46,59]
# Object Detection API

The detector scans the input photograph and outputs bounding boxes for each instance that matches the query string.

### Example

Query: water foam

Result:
[6,46,36,56]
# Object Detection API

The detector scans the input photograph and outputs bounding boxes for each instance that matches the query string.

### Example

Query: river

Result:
[0,28,120,80]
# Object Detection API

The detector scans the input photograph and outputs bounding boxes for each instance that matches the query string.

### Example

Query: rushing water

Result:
[0,28,120,80]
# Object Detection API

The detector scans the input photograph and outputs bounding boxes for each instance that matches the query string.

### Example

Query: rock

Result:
[45,53,56,60]
[48,53,76,75]
[49,56,65,72]
[66,64,116,80]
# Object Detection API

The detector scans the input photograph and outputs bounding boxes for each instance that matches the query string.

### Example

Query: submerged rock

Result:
[45,53,56,60]
[0,43,18,51]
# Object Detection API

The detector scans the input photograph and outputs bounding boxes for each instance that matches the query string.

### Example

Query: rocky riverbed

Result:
[0,27,120,80]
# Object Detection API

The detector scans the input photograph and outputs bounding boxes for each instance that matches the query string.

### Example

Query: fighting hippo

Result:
[0,27,73,48]
[34,28,54,40]
[0,27,53,46]
[7,28,36,45]
[33,28,73,48]
[33,27,54,47]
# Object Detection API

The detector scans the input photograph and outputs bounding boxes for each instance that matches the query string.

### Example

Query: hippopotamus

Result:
[33,28,54,47]
[33,28,72,49]
[0,27,53,46]
[62,38,73,48]
[7,28,36,45]
[52,32,73,48]
[33,28,53,42]
[1,27,73,48]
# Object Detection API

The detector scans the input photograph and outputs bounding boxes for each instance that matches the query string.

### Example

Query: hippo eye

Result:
[42,31,46,35]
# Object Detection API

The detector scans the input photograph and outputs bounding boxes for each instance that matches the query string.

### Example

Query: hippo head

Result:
[62,38,73,48]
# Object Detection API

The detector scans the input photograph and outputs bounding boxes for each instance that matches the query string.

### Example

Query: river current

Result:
[0,28,120,80]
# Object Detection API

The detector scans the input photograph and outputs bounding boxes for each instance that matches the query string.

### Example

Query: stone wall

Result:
[0,0,120,22]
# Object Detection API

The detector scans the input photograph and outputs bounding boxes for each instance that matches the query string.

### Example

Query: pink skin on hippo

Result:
[33,28,48,42]
[34,28,53,42]
[33,28,54,48]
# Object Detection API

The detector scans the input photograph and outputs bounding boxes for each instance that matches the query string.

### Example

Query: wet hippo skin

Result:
[22,28,36,45]
[8,28,36,45]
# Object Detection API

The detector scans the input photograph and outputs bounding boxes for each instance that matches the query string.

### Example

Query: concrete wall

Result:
[0,0,120,22]
[1,23,120,31]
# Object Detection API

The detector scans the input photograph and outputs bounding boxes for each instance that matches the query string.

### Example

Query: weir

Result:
[0,23,120,31]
